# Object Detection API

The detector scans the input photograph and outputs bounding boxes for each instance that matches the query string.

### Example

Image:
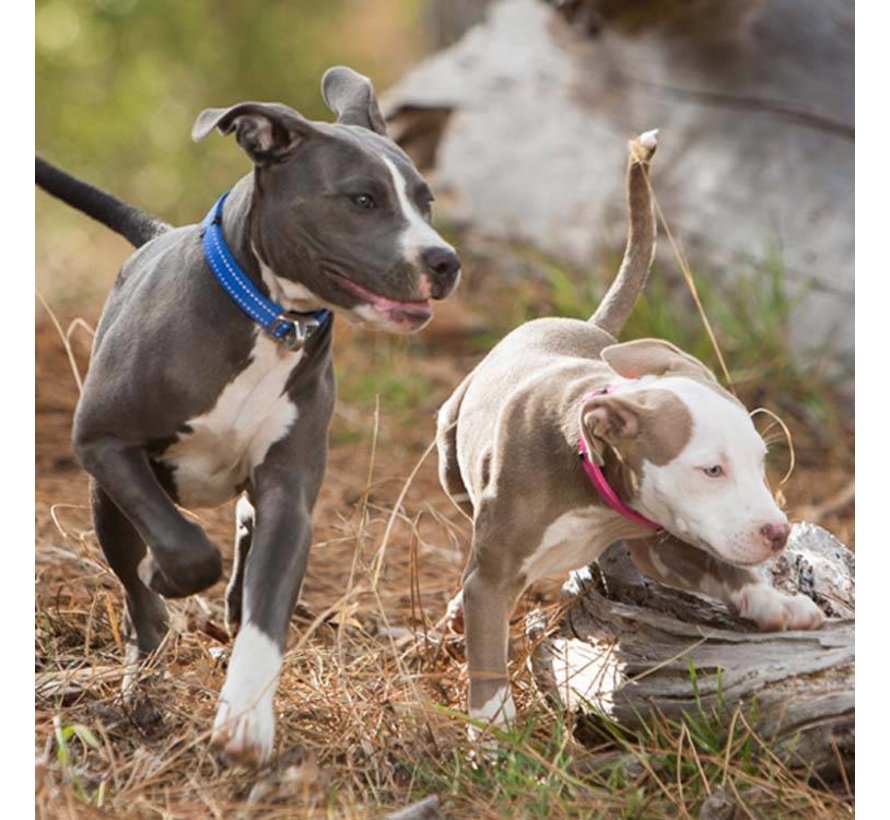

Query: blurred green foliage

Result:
[36,0,423,225]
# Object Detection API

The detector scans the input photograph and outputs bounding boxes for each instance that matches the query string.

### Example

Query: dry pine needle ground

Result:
[35,267,854,817]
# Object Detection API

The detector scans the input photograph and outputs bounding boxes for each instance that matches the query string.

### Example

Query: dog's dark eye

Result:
[701,465,725,478]
[350,194,377,210]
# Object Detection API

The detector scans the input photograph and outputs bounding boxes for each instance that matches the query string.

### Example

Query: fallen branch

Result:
[527,524,854,784]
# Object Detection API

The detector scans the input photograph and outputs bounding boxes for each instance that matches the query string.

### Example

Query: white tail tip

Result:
[638,129,659,149]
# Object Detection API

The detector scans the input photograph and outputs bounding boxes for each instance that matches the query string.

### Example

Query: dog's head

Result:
[579,339,789,566]
[192,66,460,333]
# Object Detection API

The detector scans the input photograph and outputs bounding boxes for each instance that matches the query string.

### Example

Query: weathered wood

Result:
[527,524,854,783]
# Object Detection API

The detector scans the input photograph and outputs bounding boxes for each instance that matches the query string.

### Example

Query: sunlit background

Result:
[36,0,428,304]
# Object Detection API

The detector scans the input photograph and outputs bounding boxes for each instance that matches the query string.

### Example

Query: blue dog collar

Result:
[200,192,331,351]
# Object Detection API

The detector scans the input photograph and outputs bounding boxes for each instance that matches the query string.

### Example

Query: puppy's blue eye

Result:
[351,194,376,209]
[702,465,724,478]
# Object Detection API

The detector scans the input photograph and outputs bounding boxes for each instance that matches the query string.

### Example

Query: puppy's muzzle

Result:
[761,521,791,553]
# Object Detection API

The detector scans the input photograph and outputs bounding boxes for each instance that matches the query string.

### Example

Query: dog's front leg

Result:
[74,435,222,597]
[627,537,825,631]
[211,436,323,766]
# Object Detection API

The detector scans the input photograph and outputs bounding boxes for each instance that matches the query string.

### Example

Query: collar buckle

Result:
[202,192,331,347]
[269,312,321,351]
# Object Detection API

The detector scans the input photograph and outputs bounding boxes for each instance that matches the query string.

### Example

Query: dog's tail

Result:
[589,130,658,336]
[36,156,171,248]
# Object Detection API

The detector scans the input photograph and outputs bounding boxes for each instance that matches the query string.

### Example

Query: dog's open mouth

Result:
[321,267,432,326]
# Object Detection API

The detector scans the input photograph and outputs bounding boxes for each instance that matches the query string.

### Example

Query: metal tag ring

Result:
[269,313,320,351]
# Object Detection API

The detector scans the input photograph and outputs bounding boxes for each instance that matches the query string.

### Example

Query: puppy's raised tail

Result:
[589,130,658,337]
[36,157,171,248]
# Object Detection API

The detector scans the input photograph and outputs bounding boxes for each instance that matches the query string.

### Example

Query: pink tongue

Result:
[373,294,427,310]
[345,278,429,311]
[324,268,431,312]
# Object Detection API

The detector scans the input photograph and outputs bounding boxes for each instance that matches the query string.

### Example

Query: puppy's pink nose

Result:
[760,522,790,553]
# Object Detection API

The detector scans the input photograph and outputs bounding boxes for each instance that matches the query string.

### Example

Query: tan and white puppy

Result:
[436,132,824,734]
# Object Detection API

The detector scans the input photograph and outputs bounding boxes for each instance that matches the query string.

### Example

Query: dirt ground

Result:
[34,280,855,816]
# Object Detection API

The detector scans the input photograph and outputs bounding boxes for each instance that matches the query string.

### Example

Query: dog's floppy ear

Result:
[321,66,387,135]
[191,102,316,164]
[602,339,718,384]
[579,393,643,464]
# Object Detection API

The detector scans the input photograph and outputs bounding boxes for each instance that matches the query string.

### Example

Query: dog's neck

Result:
[219,173,326,314]
[562,372,645,510]
[600,446,643,508]
[218,174,265,290]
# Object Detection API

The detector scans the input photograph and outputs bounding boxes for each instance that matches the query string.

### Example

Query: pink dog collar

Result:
[578,386,663,533]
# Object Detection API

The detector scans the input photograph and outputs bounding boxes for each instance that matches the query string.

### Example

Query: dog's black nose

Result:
[420,246,461,298]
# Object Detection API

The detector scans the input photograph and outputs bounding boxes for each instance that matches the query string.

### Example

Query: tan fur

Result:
[434,132,821,732]
[580,388,693,469]
[589,134,658,335]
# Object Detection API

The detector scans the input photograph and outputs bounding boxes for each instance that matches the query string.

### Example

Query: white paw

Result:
[468,685,516,743]
[212,692,275,765]
[735,584,826,632]
[211,623,281,765]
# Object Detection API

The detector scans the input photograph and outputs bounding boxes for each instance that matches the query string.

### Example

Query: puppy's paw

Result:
[735,584,826,632]
[212,694,275,766]
[138,530,223,598]
[467,685,516,744]
[137,553,184,598]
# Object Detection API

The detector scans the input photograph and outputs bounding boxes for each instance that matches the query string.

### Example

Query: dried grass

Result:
[35,269,854,816]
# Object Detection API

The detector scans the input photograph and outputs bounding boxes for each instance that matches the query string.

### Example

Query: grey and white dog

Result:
[36,66,460,764]
[436,132,824,735]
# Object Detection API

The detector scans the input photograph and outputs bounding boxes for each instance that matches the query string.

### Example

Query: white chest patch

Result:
[520,506,647,585]
[161,331,302,508]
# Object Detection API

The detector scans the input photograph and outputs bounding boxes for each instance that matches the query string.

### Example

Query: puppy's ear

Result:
[321,66,387,135]
[579,394,642,463]
[192,102,316,164]
[602,339,718,384]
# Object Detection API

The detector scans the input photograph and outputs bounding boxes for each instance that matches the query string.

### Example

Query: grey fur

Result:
[37,66,461,764]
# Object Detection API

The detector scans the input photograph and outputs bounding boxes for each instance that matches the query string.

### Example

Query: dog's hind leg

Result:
[90,479,169,656]
[224,494,254,638]
[443,553,476,634]
[461,513,526,740]
[436,371,474,518]
[627,536,824,631]
[74,436,222,598]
